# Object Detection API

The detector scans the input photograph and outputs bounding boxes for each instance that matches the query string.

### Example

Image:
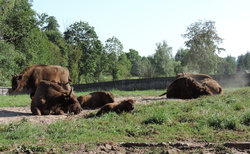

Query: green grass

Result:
[0,87,249,153]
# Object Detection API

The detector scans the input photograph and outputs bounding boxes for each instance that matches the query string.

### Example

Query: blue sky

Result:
[32,0,250,58]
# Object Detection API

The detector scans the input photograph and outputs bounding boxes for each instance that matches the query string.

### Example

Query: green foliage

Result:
[105,37,124,81]
[241,111,250,126]
[182,20,224,74]
[142,107,169,125]
[0,40,23,86]
[153,40,175,77]
[126,49,142,76]
[0,0,249,86]
[64,21,104,83]
[237,51,250,72]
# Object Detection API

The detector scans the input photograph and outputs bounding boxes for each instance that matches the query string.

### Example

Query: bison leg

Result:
[31,107,42,116]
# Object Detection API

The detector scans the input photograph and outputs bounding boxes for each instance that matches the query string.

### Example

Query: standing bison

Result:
[160,77,213,99]
[77,91,115,109]
[31,80,82,115]
[12,64,72,98]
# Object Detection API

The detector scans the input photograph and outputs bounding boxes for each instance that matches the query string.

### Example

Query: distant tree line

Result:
[0,0,249,86]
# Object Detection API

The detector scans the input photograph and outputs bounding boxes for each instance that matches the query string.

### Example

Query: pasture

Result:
[0,87,249,153]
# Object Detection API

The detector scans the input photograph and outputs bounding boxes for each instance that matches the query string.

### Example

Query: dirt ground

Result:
[0,95,249,153]
[0,95,171,124]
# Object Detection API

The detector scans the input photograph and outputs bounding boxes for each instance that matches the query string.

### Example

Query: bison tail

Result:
[159,92,167,97]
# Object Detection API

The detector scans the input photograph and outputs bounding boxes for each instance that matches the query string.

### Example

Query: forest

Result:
[0,0,249,86]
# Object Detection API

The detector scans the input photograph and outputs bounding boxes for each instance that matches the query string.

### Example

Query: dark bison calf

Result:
[160,77,213,99]
[31,80,82,115]
[96,99,135,116]
[77,91,114,109]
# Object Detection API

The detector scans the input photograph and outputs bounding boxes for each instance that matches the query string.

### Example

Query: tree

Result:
[139,56,155,78]
[1,0,37,46]
[175,48,189,62]
[104,36,124,81]
[225,56,236,74]
[118,53,132,79]
[64,21,102,83]
[237,51,250,72]
[126,49,141,76]
[0,40,23,86]
[152,40,175,77]
[182,20,224,74]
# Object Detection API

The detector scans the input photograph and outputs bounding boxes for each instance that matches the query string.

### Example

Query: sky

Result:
[32,0,250,58]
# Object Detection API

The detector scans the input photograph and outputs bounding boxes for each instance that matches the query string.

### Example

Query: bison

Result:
[160,77,213,99]
[176,72,223,95]
[12,64,72,98]
[96,99,135,116]
[201,78,223,95]
[77,91,115,109]
[31,80,82,115]
[176,72,213,83]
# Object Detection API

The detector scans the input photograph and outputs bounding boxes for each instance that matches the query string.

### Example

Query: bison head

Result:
[11,73,24,92]
[61,87,82,114]
[201,86,213,96]
[121,99,135,112]
[106,92,115,103]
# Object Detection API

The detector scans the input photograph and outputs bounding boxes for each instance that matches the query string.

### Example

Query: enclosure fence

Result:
[1,74,249,96]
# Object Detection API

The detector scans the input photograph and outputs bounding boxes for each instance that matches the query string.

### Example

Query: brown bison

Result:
[201,79,223,95]
[176,72,213,83]
[77,91,115,109]
[96,99,135,116]
[31,80,82,116]
[12,64,72,98]
[176,72,223,95]
[160,77,213,99]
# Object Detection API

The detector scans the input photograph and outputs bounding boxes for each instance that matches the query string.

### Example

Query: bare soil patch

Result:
[0,95,176,125]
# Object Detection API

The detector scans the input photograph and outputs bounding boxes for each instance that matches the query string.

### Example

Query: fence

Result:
[1,74,249,95]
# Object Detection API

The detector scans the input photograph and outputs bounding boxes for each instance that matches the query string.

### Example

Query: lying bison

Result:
[176,72,223,95]
[31,80,82,116]
[96,99,135,116]
[77,91,115,109]
[160,77,213,99]
[201,78,223,95]
[12,64,72,98]
[176,72,213,83]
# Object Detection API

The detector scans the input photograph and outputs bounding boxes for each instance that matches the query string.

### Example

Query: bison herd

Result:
[11,64,222,116]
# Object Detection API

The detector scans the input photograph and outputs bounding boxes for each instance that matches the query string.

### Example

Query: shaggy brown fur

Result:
[77,91,114,109]
[176,72,213,84]
[96,99,135,116]
[31,80,82,116]
[201,79,223,95]
[12,64,72,98]
[160,77,213,99]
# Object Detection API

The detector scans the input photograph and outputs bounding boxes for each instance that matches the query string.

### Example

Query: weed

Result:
[142,107,169,125]
[224,115,237,130]
[241,110,250,126]
[207,114,223,129]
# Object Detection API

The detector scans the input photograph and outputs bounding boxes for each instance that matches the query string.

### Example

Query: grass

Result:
[0,87,249,153]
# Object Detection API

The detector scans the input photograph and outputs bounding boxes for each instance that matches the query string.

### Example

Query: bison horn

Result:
[69,86,73,96]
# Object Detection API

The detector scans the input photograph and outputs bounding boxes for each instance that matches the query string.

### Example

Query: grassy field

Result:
[0,87,249,153]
